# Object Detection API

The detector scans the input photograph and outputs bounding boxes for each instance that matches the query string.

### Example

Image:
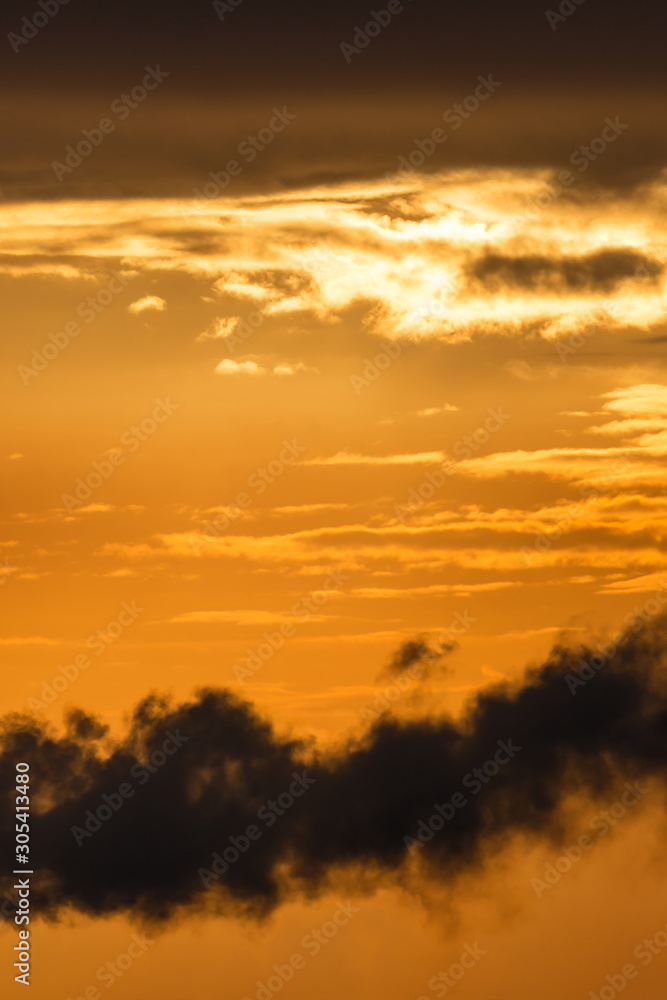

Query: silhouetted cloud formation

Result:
[2,614,667,925]
[469,249,661,293]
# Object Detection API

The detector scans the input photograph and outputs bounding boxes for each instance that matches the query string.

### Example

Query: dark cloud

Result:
[377,636,456,682]
[2,615,667,926]
[469,249,661,293]
[1,0,666,200]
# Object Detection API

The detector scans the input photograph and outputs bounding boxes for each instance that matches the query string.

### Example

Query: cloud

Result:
[416,405,459,417]
[169,609,328,626]
[468,249,658,293]
[214,358,314,377]
[197,317,240,341]
[4,614,667,924]
[351,582,520,598]
[5,172,667,343]
[459,383,667,483]
[128,295,167,315]
[215,359,264,376]
[306,451,446,466]
[598,572,667,594]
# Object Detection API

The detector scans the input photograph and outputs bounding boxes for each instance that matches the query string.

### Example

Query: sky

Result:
[2,1,667,999]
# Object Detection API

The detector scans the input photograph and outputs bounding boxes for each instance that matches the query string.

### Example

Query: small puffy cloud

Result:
[197,317,239,342]
[215,358,315,377]
[215,359,264,376]
[416,405,459,416]
[274,362,314,376]
[128,296,167,315]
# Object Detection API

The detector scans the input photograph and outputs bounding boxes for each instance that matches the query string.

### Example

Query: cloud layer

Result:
[3,616,667,924]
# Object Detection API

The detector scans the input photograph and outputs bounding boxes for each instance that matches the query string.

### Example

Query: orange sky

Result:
[3,168,667,999]
[3,1,667,997]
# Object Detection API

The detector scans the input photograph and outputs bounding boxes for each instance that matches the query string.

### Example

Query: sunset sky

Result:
[3,2,667,999]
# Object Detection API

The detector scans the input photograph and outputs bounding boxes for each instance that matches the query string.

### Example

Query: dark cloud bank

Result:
[2,616,667,926]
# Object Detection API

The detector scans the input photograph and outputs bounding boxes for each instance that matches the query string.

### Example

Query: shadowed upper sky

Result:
[2,0,667,200]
